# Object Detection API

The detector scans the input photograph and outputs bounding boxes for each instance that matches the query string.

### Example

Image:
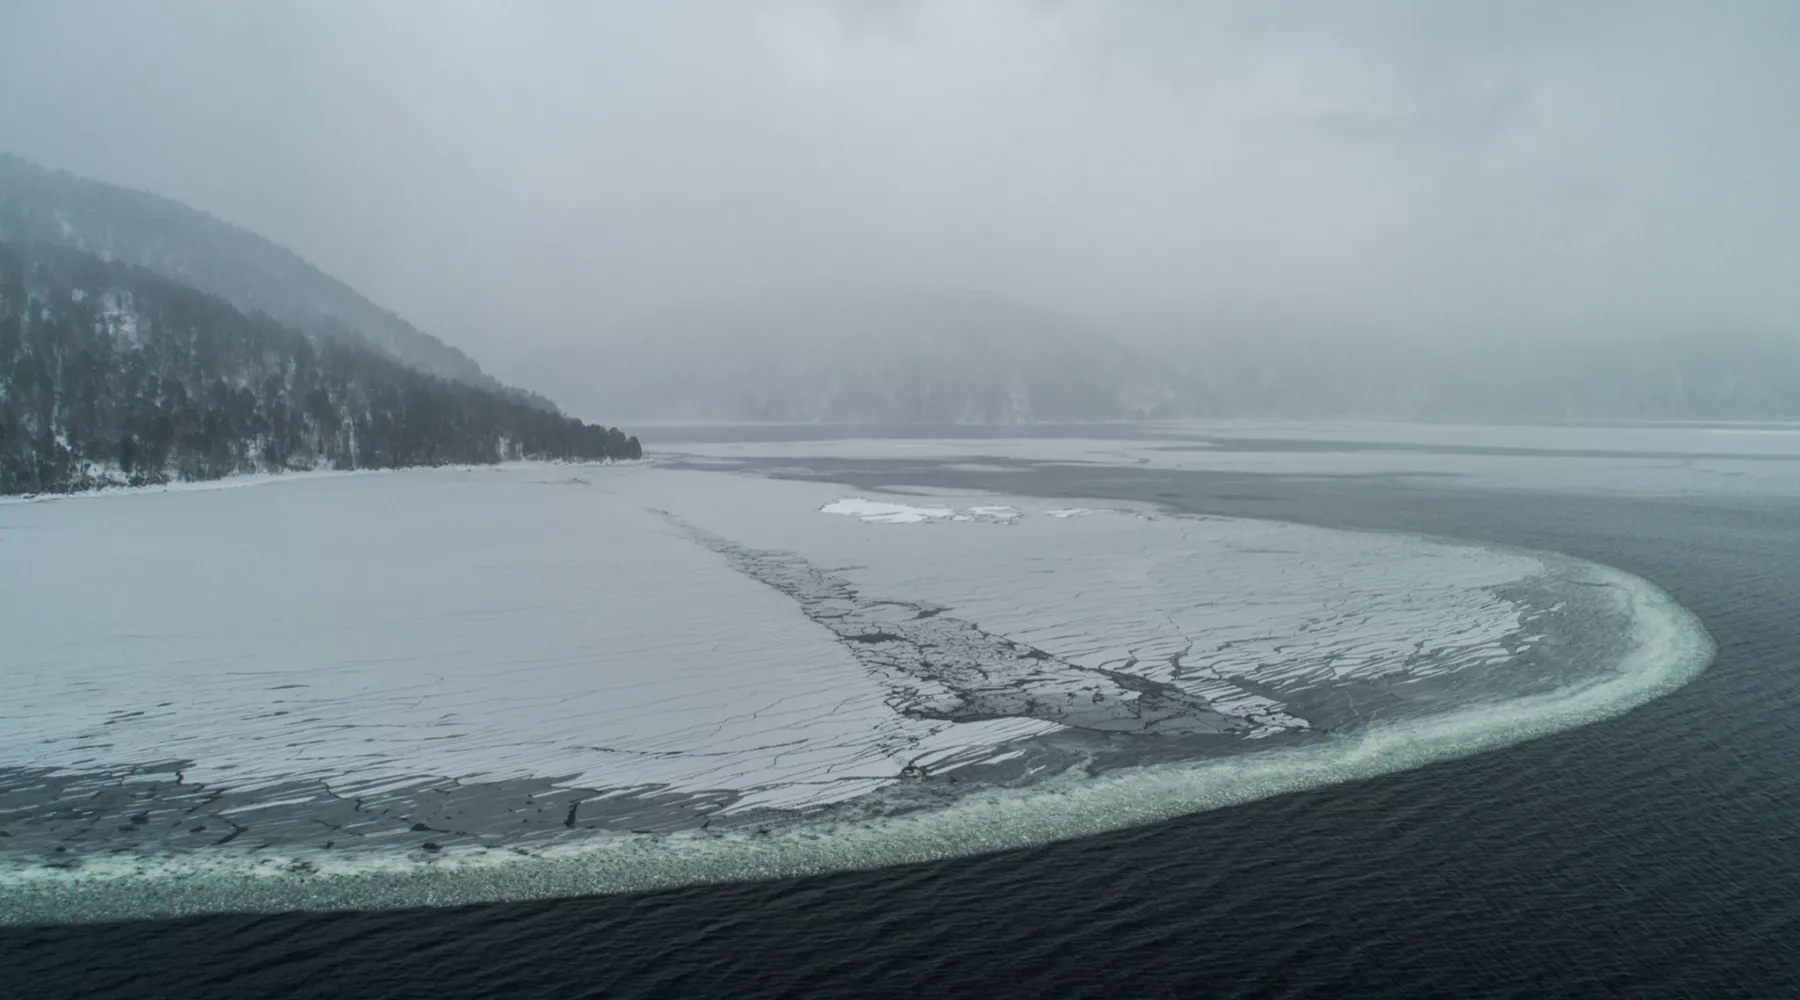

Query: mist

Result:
[4,0,1799,374]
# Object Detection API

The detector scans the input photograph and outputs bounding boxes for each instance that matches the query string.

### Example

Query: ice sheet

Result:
[0,468,1043,815]
[654,421,1800,498]
[0,462,1716,923]
[0,553,1711,926]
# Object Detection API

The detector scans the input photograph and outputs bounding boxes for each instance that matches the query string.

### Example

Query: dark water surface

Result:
[8,433,1800,999]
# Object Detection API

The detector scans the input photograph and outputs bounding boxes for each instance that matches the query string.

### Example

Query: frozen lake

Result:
[0,443,1714,923]
[651,418,1800,499]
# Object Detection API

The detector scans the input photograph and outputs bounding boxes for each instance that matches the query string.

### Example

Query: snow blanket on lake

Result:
[0,463,1712,924]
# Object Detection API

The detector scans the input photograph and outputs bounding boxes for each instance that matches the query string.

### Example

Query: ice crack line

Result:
[660,513,1276,738]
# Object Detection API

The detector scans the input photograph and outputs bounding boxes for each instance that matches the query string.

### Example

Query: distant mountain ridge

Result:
[0,154,538,403]
[519,280,1800,424]
[0,242,639,495]
[516,284,1181,424]
[11,156,1793,430]
[1124,321,1800,422]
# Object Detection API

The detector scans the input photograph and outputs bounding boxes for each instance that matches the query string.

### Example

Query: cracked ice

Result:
[0,463,1671,891]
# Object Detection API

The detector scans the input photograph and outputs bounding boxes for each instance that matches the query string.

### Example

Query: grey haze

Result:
[4,1,1798,421]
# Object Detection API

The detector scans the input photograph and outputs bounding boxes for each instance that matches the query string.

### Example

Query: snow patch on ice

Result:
[821,497,955,523]
[821,497,1020,524]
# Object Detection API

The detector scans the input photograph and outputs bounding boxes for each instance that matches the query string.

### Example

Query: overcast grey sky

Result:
[3,1,1798,361]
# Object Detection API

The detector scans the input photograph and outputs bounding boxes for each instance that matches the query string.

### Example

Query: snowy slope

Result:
[0,154,501,390]
[0,243,640,495]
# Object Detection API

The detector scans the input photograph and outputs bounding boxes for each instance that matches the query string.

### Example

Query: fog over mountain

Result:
[0,155,503,391]
[518,283,1176,424]
[3,2,1799,423]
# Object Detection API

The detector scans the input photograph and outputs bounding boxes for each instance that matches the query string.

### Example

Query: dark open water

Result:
[7,433,1800,999]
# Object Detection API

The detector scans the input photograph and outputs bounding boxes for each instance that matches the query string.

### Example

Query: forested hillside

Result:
[0,155,537,402]
[0,242,638,495]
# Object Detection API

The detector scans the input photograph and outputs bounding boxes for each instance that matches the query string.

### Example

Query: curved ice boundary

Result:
[0,559,1713,926]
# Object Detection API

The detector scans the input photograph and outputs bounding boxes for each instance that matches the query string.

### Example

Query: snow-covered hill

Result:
[0,242,638,494]
[0,154,523,398]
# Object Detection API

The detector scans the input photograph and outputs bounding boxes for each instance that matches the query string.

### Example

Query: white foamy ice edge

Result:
[0,559,1713,926]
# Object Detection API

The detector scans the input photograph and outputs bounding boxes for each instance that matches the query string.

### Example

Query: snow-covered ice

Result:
[820,497,1020,523]
[654,420,1800,499]
[1,469,1040,815]
[820,497,956,523]
[0,460,1714,924]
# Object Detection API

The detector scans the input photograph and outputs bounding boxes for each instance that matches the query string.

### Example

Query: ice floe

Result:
[0,462,1715,924]
[819,497,1020,523]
